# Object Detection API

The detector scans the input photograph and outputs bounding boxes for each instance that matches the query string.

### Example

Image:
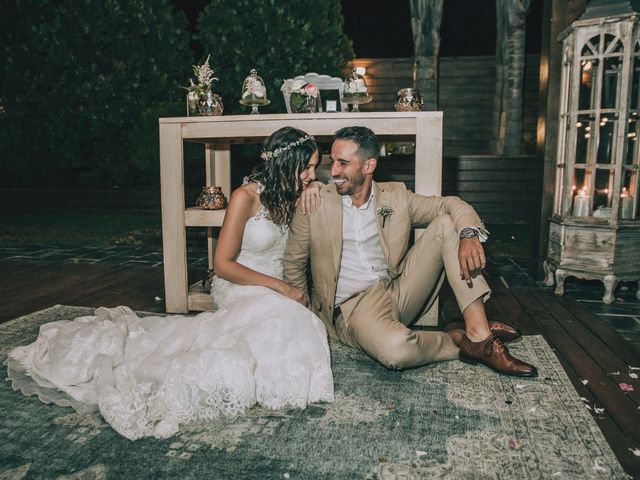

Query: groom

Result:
[283,126,536,377]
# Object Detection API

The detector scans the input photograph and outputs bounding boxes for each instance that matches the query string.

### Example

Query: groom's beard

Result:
[332,174,365,196]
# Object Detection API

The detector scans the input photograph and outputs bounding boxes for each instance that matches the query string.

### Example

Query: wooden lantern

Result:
[544,0,640,303]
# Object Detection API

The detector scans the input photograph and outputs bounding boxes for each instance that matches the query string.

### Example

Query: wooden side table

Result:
[159,112,443,323]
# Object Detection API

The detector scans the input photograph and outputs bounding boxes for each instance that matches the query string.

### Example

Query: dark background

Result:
[172,0,544,59]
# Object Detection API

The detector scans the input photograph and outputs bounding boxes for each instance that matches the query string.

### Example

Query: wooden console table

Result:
[159,112,443,322]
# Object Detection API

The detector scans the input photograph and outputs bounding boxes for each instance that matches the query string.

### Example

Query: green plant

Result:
[196,0,354,114]
[0,0,193,188]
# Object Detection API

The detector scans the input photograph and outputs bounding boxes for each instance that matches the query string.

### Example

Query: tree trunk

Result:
[494,0,531,154]
[410,0,443,110]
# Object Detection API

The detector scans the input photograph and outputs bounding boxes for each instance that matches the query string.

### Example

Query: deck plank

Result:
[488,281,640,475]
[495,284,640,441]
[527,288,640,406]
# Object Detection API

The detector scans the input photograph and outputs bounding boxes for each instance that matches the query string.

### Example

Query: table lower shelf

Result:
[188,282,215,311]
[185,207,226,227]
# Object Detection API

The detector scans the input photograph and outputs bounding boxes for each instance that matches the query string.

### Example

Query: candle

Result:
[573,188,590,217]
[621,188,635,220]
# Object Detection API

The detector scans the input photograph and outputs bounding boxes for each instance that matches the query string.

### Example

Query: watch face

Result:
[460,228,478,239]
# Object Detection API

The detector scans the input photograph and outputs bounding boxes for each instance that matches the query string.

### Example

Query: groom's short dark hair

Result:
[334,126,380,161]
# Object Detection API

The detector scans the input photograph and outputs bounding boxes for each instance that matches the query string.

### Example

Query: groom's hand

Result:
[458,237,486,284]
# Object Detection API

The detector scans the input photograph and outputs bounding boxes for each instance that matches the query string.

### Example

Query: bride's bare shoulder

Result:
[227,182,261,217]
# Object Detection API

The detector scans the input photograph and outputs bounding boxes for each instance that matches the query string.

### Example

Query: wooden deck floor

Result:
[1,259,639,477]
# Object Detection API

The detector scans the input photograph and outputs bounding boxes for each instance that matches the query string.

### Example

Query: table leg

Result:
[160,123,188,313]
[205,145,231,269]
[414,115,443,326]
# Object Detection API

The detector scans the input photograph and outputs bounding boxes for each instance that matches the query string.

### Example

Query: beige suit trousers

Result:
[334,214,491,370]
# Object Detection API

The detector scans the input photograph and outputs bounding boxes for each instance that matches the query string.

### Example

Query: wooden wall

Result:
[351,55,540,156]
[370,153,538,224]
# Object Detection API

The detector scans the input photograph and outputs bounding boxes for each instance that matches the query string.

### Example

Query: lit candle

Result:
[573,187,590,217]
[620,187,635,220]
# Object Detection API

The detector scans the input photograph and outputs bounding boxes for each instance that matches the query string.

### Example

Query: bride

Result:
[6,127,334,440]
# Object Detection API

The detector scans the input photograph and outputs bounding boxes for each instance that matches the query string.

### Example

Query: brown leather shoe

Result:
[458,334,538,377]
[445,320,521,342]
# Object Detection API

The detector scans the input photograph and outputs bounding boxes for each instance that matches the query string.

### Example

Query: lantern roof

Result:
[580,0,640,20]
[560,0,640,39]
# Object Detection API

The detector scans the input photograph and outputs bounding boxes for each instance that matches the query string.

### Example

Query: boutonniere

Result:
[377,205,394,228]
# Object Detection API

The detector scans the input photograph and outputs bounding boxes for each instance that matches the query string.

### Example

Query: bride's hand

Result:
[276,282,309,307]
[296,182,322,215]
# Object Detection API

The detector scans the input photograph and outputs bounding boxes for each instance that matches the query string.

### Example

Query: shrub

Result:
[196,0,354,114]
[0,0,193,187]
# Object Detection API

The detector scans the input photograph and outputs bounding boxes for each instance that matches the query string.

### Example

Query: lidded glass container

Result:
[239,69,270,114]
[341,67,372,112]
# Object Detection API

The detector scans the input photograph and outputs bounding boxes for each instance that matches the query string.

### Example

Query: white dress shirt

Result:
[334,185,389,306]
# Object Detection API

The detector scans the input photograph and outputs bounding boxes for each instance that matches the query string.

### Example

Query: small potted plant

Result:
[185,55,223,116]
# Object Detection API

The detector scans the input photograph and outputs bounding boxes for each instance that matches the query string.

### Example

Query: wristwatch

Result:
[459,227,479,239]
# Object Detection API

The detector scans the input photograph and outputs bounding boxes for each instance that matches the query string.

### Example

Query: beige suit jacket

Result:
[282,181,482,339]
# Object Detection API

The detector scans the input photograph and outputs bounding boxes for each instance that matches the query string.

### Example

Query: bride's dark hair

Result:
[247,126,318,226]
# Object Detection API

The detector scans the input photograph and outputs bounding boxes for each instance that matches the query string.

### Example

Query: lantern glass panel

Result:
[579,59,599,110]
[625,113,639,164]
[620,170,638,219]
[594,169,614,213]
[597,114,617,164]
[583,35,600,56]
[607,36,624,54]
[571,168,591,216]
[573,168,589,190]
[631,54,640,109]
[575,114,594,163]
[601,56,622,108]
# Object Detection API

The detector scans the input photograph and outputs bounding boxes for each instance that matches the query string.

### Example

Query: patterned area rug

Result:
[0,306,627,479]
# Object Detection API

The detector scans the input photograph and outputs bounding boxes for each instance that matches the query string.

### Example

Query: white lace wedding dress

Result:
[6,204,334,440]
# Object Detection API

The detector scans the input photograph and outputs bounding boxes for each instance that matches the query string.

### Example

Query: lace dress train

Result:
[6,205,334,440]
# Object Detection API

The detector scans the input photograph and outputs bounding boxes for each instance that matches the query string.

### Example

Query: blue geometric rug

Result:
[0,306,627,479]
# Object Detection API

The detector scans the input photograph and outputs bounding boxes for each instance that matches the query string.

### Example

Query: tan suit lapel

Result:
[322,188,343,273]
[375,184,391,262]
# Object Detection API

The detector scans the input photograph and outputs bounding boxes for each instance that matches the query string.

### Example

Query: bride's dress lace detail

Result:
[211,204,287,309]
[6,204,333,440]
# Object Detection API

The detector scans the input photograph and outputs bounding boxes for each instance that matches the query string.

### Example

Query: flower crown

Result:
[260,134,314,161]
